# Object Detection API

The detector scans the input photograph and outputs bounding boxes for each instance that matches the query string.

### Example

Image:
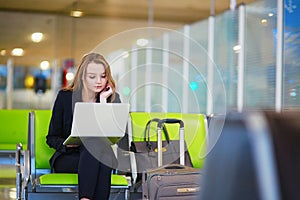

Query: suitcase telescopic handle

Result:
[158,118,184,128]
[157,118,185,167]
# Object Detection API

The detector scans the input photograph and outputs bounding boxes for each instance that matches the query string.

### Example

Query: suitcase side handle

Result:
[158,118,184,128]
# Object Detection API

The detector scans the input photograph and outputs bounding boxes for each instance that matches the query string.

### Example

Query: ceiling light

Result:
[70,1,83,17]
[40,60,50,70]
[0,49,6,56]
[136,38,149,47]
[11,48,24,56]
[233,45,241,53]
[70,10,83,17]
[31,32,43,43]
[261,19,268,26]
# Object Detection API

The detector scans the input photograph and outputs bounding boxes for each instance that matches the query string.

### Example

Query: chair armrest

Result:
[112,144,136,184]
[16,143,31,200]
[23,149,31,184]
[128,151,137,184]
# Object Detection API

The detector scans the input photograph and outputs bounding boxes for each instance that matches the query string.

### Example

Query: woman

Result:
[46,53,119,200]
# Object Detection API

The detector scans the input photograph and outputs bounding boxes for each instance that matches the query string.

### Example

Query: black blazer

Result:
[46,89,121,168]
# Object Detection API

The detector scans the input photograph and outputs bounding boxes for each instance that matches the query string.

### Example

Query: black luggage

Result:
[142,118,202,200]
[130,118,192,173]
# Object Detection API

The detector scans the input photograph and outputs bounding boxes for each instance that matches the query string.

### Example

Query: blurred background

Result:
[2,0,298,114]
[0,0,300,199]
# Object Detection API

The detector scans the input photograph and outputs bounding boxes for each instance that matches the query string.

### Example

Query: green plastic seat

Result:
[0,109,31,151]
[129,112,207,169]
[0,165,16,179]
[39,173,78,185]
[33,110,54,171]
[39,173,128,186]
[0,109,31,174]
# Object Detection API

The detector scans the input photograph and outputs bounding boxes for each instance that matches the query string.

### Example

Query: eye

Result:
[88,75,96,79]
[101,75,106,78]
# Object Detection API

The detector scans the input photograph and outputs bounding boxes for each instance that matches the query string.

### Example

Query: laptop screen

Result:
[63,102,130,145]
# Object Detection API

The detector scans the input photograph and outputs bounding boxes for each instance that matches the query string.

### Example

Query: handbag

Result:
[130,118,192,175]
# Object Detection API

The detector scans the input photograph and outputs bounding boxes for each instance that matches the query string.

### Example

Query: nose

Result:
[96,76,102,83]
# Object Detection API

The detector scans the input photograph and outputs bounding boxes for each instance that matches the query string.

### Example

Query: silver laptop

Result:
[63,102,130,145]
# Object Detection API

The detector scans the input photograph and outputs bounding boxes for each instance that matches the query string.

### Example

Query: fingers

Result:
[101,85,113,98]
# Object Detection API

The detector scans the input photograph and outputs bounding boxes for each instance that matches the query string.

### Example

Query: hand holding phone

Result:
[100,84,113,103]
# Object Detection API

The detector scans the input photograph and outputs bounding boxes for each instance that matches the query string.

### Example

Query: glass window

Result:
[244,1,277,109]
[283,1,300,108]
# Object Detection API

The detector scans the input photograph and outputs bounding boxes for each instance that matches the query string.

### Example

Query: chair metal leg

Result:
[16,143,23,200]
[125,188,130,200]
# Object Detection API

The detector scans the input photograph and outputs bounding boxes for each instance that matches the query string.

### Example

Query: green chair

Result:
[0,109,30,166]
[18,110,130,200]
[129,112,207,169]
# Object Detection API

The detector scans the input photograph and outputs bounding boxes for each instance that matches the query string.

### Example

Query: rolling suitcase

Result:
[142,118,202,200]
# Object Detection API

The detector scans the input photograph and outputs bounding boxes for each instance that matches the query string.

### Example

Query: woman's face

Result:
[83,62,107,93]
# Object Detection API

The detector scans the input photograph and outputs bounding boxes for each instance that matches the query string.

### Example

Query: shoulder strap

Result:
[144,118,170,144]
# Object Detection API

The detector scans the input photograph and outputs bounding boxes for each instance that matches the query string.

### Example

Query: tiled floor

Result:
[0,164,143,200]
[0,187,16,200]
[0,165,16,200]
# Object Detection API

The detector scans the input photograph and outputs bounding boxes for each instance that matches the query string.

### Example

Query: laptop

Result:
[63,102,130,145]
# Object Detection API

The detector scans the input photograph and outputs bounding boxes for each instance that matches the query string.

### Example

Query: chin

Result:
[93,88,102,93]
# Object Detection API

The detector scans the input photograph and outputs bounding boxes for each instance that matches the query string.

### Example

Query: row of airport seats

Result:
[0,109,208,200]
[0,109,31,184]
[5,108,299,200]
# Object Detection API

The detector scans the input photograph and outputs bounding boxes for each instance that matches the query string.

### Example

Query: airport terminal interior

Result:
[0,0,300,199]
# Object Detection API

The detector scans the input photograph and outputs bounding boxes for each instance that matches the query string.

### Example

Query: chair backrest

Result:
[129,112,207,168]
[0,109,31,150]
[199,112,261,200]
[199,111,290,200]
[263,110,300,200]
[29,110,54,177]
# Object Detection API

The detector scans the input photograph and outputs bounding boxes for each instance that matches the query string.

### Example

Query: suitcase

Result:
[142,118,202,200]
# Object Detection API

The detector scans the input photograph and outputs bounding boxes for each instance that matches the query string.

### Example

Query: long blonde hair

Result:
[64,52,116,101]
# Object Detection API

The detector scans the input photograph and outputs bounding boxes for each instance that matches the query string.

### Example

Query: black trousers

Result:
[53,142,116,200]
